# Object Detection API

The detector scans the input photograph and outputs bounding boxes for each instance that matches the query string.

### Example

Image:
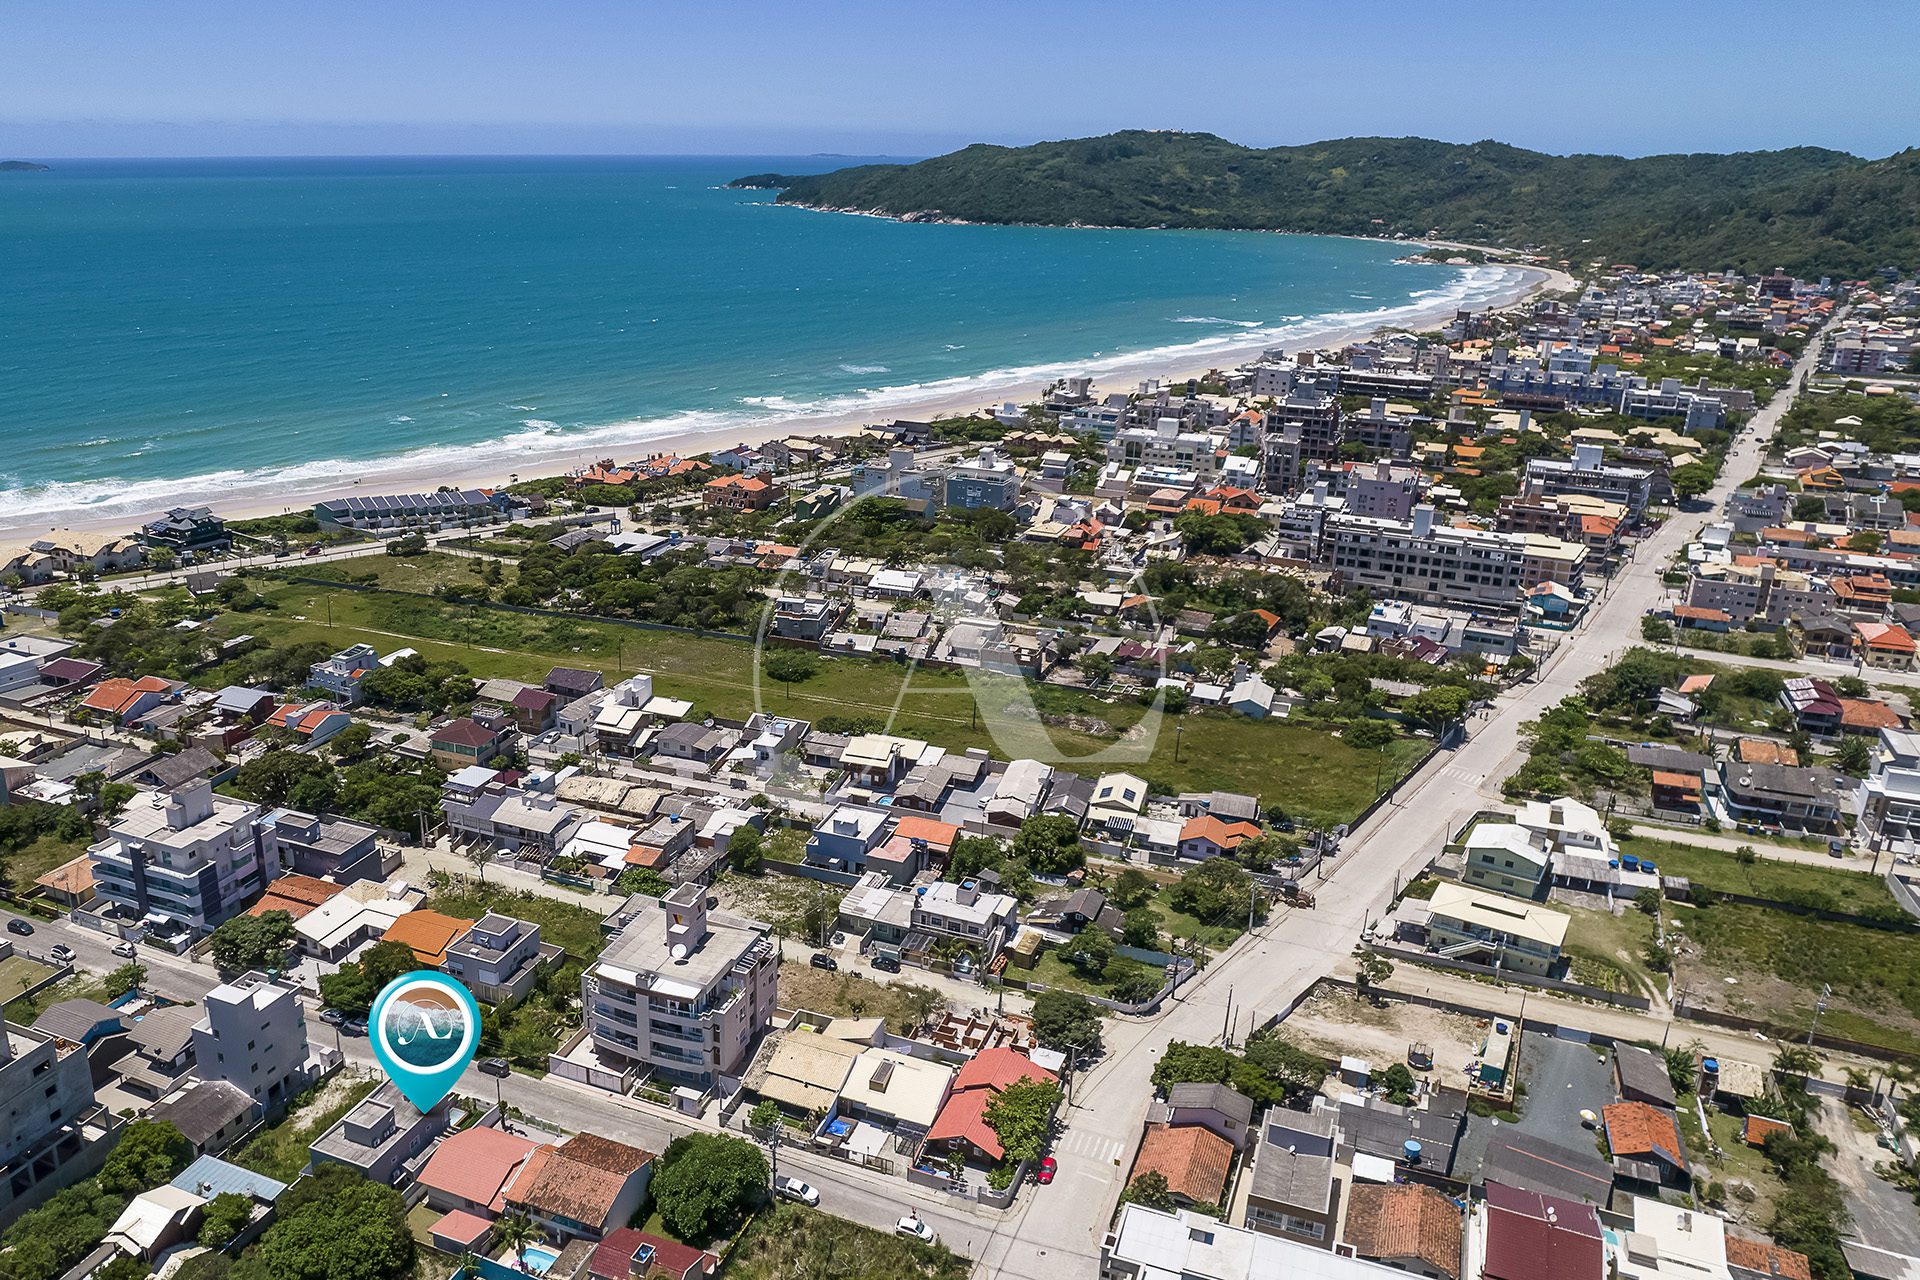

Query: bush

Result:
[650,1134,769,1244]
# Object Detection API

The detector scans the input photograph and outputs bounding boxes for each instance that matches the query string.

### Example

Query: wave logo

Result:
[370,972,480,1112]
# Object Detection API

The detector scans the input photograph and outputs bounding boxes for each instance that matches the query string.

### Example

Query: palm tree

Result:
[495,1213,542,1271]
[456,1252,481,1279]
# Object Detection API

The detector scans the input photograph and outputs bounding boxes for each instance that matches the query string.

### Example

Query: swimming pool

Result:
[520,1246,559,1274]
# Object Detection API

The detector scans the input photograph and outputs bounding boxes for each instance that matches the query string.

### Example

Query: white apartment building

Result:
[89,782,269,936]
[1684,561,1833,627]
[1106,419,1222,483]
[582,883,778,1090]
[191,971,314,1112]
[1325,506,1532,611]
[1526,444,1655,521]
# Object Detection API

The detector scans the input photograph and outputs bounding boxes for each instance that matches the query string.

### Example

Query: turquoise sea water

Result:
[0,156,1518,525]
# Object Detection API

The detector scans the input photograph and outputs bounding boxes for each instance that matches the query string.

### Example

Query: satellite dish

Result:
[671,943,689,963]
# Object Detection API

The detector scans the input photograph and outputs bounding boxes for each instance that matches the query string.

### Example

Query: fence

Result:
[1371,944,1654,1011]
[545,1026,635,1094]
[762,859,862,888]
[1887,871,1920,922]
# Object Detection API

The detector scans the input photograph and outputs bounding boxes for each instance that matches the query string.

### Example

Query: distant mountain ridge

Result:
[733,131,1920,276]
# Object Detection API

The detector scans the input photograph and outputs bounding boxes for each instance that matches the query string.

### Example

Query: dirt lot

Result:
[1281,986,1493,1089]
[1814,1096,1920,1256]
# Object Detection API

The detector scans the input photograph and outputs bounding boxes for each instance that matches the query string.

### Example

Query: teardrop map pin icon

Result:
[370,971,481,1114]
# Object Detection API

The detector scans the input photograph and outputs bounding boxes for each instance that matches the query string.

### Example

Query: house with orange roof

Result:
[925,1047,1059,1164]
[266,701,352,746]
[79,675,174,724]
[1743,1114,1793,1149]
[504,1132,656,1241]
[1796,465,1845,491]
[1857,621,1918,670]
[1129,1123,1235,1208]
[702,473,784,512]
[1602,1101,1688,1189]
[417,1123,541,1217]
[34,855,95,909]
[1839,697,1902,735]
[382,910,475,967]
[248,873,345,921]
[1725,1236,1811,1280]
[1177,814,1261,861]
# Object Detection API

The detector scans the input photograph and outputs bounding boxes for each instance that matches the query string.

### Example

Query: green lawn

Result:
[423,881,608,962]
[1022,948,1162,999]
[7,832,95,898]
[1671,900,1920,1057]
[1621,836,1903,920]
[724,1202,970,1280]
[1559,904,1660,997]
[0,953,61,1005]
[220,568,1423,825]
[1151,886,1244,949]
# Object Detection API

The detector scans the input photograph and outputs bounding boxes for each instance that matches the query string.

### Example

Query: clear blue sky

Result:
[8,0,1918,159]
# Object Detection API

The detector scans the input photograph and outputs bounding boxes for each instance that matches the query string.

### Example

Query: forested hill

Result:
[732,132,1920,276]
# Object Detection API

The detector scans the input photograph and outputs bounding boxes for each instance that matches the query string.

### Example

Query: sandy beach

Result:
[7,258,1569,543]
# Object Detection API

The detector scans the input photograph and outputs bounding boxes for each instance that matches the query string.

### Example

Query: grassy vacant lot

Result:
[1621,836,1904,920]
[1671,900,1920,1057]
[424,880,608,962]
[220,565,1423,824]
[725,1203,970,1280]
[1559,904,1660,998]
[1151,885,1244,950]
[229,1074,380,1182]
[7,832,94,898]
[0,953,61,1005]
[1021,948,1162,998]
[775,959,946,1035]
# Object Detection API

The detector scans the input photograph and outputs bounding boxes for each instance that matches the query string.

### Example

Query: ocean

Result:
[0,155,1521,528]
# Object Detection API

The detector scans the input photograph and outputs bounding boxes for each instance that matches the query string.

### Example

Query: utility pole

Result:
[1222,985,1233,1048]
[1807,983,1831,1047]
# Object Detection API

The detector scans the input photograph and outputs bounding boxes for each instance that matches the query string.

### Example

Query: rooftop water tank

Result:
[1404,1140,1423,1163]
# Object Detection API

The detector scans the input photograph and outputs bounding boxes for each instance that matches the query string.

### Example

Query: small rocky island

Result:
[0,161,52,172]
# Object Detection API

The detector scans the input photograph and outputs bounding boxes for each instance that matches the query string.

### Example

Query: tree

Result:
[96,1256,148,1280]
[1400,685,1471,733]
[232,750,337,808]
[199,1191,255,1249]
[762,648,819,693]
[1634,887,1663,916]
[1121,908,1161,949]
[103,960,147,997]
[1834,736,1871,777]
[0,1177,128,1280]
[982,1077,1061,1163]
[1151,1041,1234,1093]
[1241,1028,1326,1101]
[898,982,945,1032]
[727,824,764,872]
[493,1213,542,1269]
[1168,857,1255,926]
[1669,463,1714,500]
[328,721,374,761]
[255,1163,414,1280]
[1641,615,1674,643]
[100,1119,193,1194]
[650,1134,769,1243]
[319,939,421,1017]
[97,782,137,820]
[748,1099,782,1132]
[1065,928,1114,979]
[1123,1169,1178,1212]
[1379,1062,1417,1105]
[209,910,297,973]
[1354,950,1393,1002]
[1079,652,1114,683]
[1109,867,1157,911]
[1012,813,1084,875]
[1344,718,1395,750]
[1031,989,1102,1053]
[614,866,671,897]
[1664,1043,1700,1094]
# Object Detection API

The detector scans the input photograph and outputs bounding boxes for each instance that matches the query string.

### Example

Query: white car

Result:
[111,941,137,958]
[49,944,75,963]
[773,1175,819,1206]
[895,1215,936,1244]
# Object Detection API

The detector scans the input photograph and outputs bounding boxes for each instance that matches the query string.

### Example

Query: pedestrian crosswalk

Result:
[1054,1127,1125,1166]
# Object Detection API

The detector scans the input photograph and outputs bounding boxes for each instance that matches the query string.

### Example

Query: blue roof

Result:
[171,1155,287,1203]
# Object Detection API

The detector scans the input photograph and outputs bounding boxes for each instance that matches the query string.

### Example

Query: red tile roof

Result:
[1481,1181,1603,1280]
[1177,815,1260,850]
[431,717,497,747]
[417,1125,539,1210]
[428,1209,494,1250]
[1132,1124,1234,1206]
[1839,698,1901,731]
[953,1047,1058,1094]
[248,874,345,921]
[1725,1235,1812,1280]
[589,1228,714,1280]
[1744,1114,1793,1148]
[1603,1101,1687,1171]
[926,1086,1004,1159]
[890,814,960,851]
[1343,1183,1463,1279]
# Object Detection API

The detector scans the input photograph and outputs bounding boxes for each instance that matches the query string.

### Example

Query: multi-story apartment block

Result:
[943,448,1020,511]
[1341,398,1417,457]
[89,782,269,936]
[308,643,381,705]
[1856,727,1920,841]
[582,884,778,1090]
[1106,421,1220,485]
[443,913,557,1004]
[1325,507,1531,611]
[191,971,313,1112]
[1525,445,1654,521]
[1344,461,1422,522]
[0,1015,109,1217]
[1684,562,1833,628]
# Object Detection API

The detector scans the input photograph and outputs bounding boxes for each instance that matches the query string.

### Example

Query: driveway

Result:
[1453,1031,1613,1181]
[1814,1096,1920,1256]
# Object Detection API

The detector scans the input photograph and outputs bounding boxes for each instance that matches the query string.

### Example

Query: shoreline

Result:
[2,257,1568,542]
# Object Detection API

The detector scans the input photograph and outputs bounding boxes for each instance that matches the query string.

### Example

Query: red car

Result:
[1036,1156,1057,1185]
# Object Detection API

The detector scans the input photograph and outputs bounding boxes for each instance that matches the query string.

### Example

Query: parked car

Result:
[809,952,838,972]
[320,1009,346,1026]
[478,1058,511,1078]
[5,918,32,936]
[111,940,137,958]
[1036,1156,1057,1185]
[869,952,901,974]
[343,1017,368,1036]
[49,944,75,963]
[773,1175,819,1206]
[895,1216,936,1244]
[952,955,975,977]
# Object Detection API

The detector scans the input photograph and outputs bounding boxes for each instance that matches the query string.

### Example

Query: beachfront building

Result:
[314,488,514,532]
[88,781,269,937]
[944,448,1021,511]
[702,474,784,512]
[140,506,229,556]
[581,884,778,1090]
